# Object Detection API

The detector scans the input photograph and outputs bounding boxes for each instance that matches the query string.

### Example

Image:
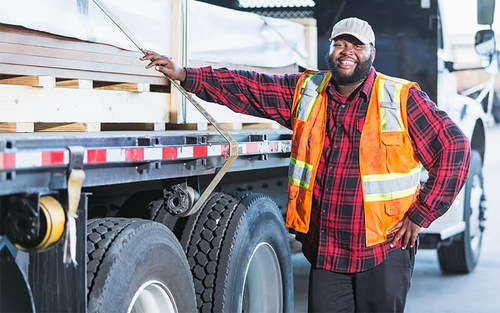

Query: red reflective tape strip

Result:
[163,147,177,159]
[3,153,16,169]
[42,151,65,166]
[87,149,107,163]
[246,143,259,154]
[193,146,208,157]
[125,148,144,161]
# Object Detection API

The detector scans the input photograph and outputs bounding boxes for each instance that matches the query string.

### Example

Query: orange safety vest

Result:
[286,71,422,246]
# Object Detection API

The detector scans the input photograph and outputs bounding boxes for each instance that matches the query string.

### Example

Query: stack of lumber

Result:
[0,23,175,132]
[0,23,283,132]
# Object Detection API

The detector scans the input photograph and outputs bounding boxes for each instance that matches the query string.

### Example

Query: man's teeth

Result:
[340,60,355,65]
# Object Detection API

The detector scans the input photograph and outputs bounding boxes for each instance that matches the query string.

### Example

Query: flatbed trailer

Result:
[0,0,313,311]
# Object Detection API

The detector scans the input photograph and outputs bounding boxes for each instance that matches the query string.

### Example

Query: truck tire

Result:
[86,218,196,313]
[437,150,485,273]
[162,192,293,313]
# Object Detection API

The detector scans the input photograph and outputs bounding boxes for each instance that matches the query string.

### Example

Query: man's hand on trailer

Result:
[141,49,187,82]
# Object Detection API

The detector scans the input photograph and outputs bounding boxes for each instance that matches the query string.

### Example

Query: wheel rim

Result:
[468,173,483,258]
[127,280,177,313]
[241,242,283,313]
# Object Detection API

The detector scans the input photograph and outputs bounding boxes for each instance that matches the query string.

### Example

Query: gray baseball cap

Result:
[329,17,375,46]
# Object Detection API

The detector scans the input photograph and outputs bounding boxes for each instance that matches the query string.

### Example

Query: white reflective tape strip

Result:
[297,72,329,121]
[382,106,404,132]
[208,144,222,156]
[260,142,269,153]
[178,146,194,158]
[64,150,70,164]
[17,151,43,168]
[363,169,421,195]
[239,144,247,154]
[144,147,163,160]
[107,149,124,162]
[364,185,419,202]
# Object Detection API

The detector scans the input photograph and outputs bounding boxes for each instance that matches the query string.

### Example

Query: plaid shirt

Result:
[183,66,471,273]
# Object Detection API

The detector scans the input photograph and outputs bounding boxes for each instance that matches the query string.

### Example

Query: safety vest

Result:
[285,71,422,247]
[286,70,331,233]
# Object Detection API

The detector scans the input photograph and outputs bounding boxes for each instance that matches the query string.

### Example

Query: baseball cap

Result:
[329,17,375,46]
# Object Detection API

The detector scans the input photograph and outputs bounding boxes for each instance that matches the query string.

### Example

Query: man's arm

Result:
[140,49,299,128]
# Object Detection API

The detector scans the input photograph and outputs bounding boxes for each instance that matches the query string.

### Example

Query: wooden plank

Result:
[168,0,187,124]
[0,75,41,86]
[34,123,100,132]
[0,24,169,84]
[0,35,146,75]
[0,41,140,68]
[0,52,152,79]
[0,122,168,133]
[167,123,208,131]
[0,75,151,92]
[101,123,166,131]
[0,75,55,87]
[0,24,138,57]
[93,82,150,92]
[56,79,93,89]
[0,122,34,133]
[0,84,170,123]
[0,63,168,85]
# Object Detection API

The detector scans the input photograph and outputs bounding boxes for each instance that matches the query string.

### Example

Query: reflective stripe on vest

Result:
[362,164,422,202]
[295,72,330,121]
[362,76,421,203]
[288,72,331,189]
[377,77,407,132]
[289,157,313,189]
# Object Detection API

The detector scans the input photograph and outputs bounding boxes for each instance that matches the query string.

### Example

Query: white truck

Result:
[0,0,493,312]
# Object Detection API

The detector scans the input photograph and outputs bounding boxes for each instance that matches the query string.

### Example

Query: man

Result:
[141,17,470,313]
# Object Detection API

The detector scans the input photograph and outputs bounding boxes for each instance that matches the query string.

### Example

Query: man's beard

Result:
[326,53,372,85]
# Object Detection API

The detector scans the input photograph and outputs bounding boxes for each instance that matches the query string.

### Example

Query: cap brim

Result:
[329,31,372,45]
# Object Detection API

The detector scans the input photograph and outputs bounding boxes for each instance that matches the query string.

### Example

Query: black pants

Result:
[308,246,416,313]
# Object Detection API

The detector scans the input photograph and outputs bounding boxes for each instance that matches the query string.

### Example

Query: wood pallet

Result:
[0,73,171,132]
[0,72,281,132]
[0,15,294,133]
[0,21,178,133]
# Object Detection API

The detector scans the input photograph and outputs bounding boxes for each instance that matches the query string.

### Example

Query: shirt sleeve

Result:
[406,87,471,227]
[181,66,300,129]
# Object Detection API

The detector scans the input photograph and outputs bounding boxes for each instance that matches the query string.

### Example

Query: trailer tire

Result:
[165,192,293,313]
[437,150,485,273]
[86,218,196,313]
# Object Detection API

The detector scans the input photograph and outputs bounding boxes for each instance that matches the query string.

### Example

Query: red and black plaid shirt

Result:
[183,66,471,273]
